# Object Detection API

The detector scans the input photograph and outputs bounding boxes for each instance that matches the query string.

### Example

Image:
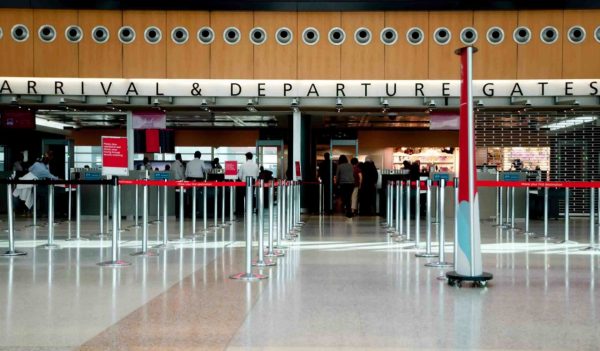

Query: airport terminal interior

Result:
[1,0,600,350]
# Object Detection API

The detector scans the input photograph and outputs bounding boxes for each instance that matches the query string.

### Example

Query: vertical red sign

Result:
[102,136,129,176]
[295,161,302,180]
[224,161,238,180]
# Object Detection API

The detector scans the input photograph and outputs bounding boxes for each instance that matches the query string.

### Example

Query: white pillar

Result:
[126,111,134,170]
[292,109,301,181]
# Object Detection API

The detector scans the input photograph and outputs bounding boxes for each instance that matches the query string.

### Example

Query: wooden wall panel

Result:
[428,11,473,79]
[516,10,563,79]
[209,11,253,79]
[384,11,429,79]
[166,11,210,78]
[562,10,600,78]
[78,10,122,78]
[297,12,341,79]
[33,9,79,77]
[123,10,166,78]
[341,12,384,79]
[175,129,259,147]
[253,11,297,79]
[473,11,517,79]
[0,9,33,76]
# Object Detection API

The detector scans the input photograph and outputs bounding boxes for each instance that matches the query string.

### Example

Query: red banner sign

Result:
[102,136,129,176]
[224,161,238,180]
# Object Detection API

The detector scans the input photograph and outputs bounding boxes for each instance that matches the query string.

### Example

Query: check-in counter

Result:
[72,168,232,219]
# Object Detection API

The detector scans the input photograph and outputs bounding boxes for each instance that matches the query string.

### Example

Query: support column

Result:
[126,111,135,171]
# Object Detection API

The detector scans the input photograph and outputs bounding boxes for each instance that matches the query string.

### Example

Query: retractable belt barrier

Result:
[2,177,306,271]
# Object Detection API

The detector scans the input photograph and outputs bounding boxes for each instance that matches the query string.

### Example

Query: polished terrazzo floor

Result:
[0,213,599,350]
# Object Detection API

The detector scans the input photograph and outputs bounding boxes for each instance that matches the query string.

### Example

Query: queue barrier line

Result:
[477,180,600,188]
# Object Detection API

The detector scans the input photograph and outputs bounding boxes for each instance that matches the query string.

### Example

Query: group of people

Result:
[319,153,378,218]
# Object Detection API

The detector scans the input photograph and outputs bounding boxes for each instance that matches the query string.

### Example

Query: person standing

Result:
[360,157,378,215]
[350,157,362,216]
[318,153,336,214]
[185,151,211,217]
[172,153,185,180]
[185,151,211,181]
[335,155,355,218]
[237,152,260,214]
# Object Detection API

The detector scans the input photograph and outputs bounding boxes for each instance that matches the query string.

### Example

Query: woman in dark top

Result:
[335,155,355,218]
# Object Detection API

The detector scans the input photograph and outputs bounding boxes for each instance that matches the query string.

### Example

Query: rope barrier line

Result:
[477,180,600,188]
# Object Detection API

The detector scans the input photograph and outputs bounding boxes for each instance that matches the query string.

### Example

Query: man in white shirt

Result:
[172,153,185,180]
[238,152,259,182]
[237,152,260,214]
[185,151,211,180]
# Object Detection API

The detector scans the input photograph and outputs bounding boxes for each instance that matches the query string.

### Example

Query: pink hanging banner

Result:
[132,110,166,129]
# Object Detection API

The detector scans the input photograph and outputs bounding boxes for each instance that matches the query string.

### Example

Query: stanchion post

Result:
[494,172,500,226]
[387,181,396,234]
[99,177,131,266]
[583,188,598,250]
[221,184,227,226]
[544,187,549,239]
[523,187,534,236]
[33,185,38,227]
[96,184,107,237]
[134,183,140,228]
[67,184,88,242]
[131,180,158,256]
[203,185,208,233]
[425,179,452,267]
[416,179,437,258]
[254,180,275,267]
[415,180,421,247]
[229,185,235,223]
[213,186,218,228]
[192,186,197,234]
[230,177,267,280]
[41,185,59,249]
[505,186,510,227]
[405,180,412,242]
[171,185,190,243]
[510,186,516,230]
[385,181,391,227]
[559,187,576,244]
[319,180,323,215]
[266,181,284,257]
[158,180,169,248]
[156,184,161,224]
[1,183,27,256]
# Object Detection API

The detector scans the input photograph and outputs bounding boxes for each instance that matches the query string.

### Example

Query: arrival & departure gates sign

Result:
[0,78,598,98]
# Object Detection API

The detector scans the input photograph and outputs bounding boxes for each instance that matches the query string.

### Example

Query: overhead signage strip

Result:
[0,78,598,98]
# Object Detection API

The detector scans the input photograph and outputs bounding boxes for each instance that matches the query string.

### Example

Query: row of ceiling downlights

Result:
[4,24,600,46]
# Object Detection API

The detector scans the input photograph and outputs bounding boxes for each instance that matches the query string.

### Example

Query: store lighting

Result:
[35,116,69,130]
[544,116,597,131]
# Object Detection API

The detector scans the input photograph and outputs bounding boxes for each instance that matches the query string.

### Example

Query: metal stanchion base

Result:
[404,243,422,250]
[270,244,288,250]
[187,233,207,240]
[94,233,111,240]
[24,224,43,229]
[130,250,159,257]
[252,258,277,267]
[152,243,170,250]
[40,244,60,250]
[97,260,132,267]
[0,250,27,257]
[522,231,536,237]
[425,261,453,267]
[169,238,192,244]
[66,237,89,242]
[446,271,493,288]
[556,240,579,245]
[581,245,600,251]
[264,249,285,257]
[415,252,438,258]
[229,272,268,280]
